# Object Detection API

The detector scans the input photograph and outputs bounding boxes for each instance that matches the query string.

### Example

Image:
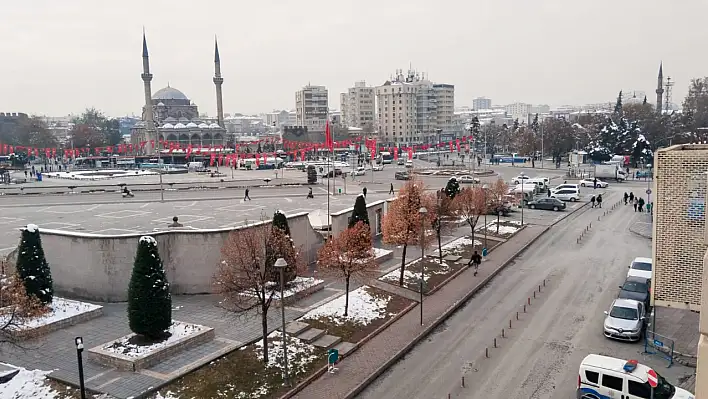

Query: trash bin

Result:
[36,173,42,182]
[338,188,342,194]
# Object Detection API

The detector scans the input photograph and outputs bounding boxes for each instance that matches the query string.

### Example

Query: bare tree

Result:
[214,225,305,363]
[455,187,488,248]
[317,222,378,316]
[430,189,457,264]
[382,178,435,286]
[0,273,44,348]
[487,179,509,235]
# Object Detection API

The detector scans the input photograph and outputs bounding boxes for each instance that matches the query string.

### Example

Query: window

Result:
[627,380,651,398]
[601,374,623,391]
[584,370,599,384]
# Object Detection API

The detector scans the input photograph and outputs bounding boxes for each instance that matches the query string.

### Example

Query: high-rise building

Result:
[472,97,492,110]
[375,69,455,146]
[504,102,532,122]
[295,85,328,133]
[340,81,375,130]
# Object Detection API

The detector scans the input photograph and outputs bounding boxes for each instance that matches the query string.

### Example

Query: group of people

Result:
[590,194,603,208]
[624,192,651,213]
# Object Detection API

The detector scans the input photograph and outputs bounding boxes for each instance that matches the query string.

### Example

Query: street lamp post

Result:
[75,337,86,399]
[482,184,489,251]
[520,172,525,225]
[418,207,428,326]
[273,258,290,387]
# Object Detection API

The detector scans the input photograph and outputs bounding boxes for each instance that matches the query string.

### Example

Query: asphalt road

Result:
[356,189,694,399]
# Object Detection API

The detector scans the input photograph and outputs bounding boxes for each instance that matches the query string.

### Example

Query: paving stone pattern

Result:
[653,306,700,357]
[293,225,545,399]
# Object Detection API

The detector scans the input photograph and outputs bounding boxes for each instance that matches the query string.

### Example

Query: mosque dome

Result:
[186,122,198,128]
[152,86,189,101]
[178,117,190,123]
[164,116,177,123]
[198,123,209,129]
[161,123,174,129]
[174,123,187,129]
[208,123,221,129]
[156,102,165,107]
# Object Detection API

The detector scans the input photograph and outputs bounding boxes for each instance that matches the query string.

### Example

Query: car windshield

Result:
[622,281,648,293]
[653,372,676,399]
[609,306,638,320]
[631,262,652,271]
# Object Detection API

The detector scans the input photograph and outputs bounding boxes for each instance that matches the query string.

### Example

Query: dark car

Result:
[487,200,512,216]
[527,197,566,211]
[395,171,410,180]
[618,276,651,309]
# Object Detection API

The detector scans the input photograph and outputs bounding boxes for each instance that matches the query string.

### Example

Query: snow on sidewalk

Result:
[0,363,111,399]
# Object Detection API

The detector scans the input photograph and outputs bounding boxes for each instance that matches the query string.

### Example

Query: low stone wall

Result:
[25,212,324,302]
[330,200,388,238]
[7,306,104,340]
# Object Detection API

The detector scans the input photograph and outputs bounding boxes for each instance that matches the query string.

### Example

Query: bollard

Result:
[485,347,489,358]
[502,328,505,338]
[543,279,546,287]
[516,312,519,320]
[538,285,541,293]
[533,291,536,299]
[528,297,531,305]
[523,304,527,313]
[509,319,512,328]
[461,376,465,388]
[589,222,591,228]
[494,338,497,348]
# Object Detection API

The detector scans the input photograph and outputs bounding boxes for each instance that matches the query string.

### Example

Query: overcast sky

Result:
[1,0,705,118]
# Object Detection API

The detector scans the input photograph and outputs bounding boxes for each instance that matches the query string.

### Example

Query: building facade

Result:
[504,102,532,122]
[340,81,375,130]
[375,69,455,146]
[651,144,707,310]
[295,85,328,133]
[472,97,492,110]
[699,251,708,397]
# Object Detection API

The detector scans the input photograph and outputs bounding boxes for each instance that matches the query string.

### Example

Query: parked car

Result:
[627,257,652,280]
[405,160,414,168]
[352,167,366,176]
[618,276,651,310]
[512,175,532,184]
[395,171,410,180]
[458,174,480,184]
[397,159,405,165]
[552,183,580,192]
[372,164,384,171]
[579,178,609,188]
[487,200,512,216]
[527,197,566,211]
[603,298,646,342]
[551,188,581,202]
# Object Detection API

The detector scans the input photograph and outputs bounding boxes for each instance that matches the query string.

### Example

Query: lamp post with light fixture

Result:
[418,206,428,326]
[273,258,290,386]
[75,337,86,399]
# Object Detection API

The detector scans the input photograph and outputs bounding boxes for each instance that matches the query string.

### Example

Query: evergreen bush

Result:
[128,236,172,340]
[272,210,291,236]
[444,177,461,199]
[15,224,53,305]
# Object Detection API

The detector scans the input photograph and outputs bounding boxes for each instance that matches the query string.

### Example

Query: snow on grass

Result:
[431,237,482,256]
[101,321,208,358]
[240,276,323,300]
[300,286,393,326]
[480,220,521,235]
[0,297,102,331]
[372,247,393,259]
[252,330,319,375]
[0,364,56,399]
[379,258,453,286]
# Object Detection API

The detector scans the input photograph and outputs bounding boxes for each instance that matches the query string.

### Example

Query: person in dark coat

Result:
[624,192,629,205]
[596,194,603,208]
[389,183,394,195]
[638,197,645,212]
[590,195,596,208]
[633,198,638,212]
[629,192,635,202]
[362,187,367,198]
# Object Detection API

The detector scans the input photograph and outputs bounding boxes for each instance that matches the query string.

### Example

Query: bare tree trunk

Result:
[437,223,443,264]
[344,275,350,316]
[261,307,269,363]
[399,244,408,286]
[497,212,501,235]
[470,220,476,251]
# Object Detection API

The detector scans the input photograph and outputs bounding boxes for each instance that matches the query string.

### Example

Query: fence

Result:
[643,329,675,368]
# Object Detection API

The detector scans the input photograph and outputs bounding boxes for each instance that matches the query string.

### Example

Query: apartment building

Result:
[340,81,375,130]
[295,85,328,133]
[472,97,492,110]
[504,102,532,122]
[375,69,455,146]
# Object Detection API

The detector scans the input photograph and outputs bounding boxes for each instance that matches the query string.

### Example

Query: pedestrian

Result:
[633,198,638,212]
[244,187,251,201]
[389,183,394,195]
[362,187,367,198]
[590,195,596,208]
[547,188,551,197]
[596,194,603,208]
[646,202,653,215]
[638,197,645,212]
[307,187,314,199]
[24,170,28,178]
[593,177,597,189]
[469,250,482,276]
[629,192,635,202]
[624,192,629,205]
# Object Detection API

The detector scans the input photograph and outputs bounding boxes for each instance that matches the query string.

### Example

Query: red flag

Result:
[325,121,333,151]
[408,148,413,160]
[456,139,460,153]
[218,153,223,165]
[393,147,399,160]
[449,141,453,152]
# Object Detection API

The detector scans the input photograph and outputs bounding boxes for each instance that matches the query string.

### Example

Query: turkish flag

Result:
[408,148,413,160]
[393,147,398,160]
[456,139,460,152]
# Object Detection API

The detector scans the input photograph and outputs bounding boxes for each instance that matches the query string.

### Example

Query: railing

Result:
[643,328,675,368]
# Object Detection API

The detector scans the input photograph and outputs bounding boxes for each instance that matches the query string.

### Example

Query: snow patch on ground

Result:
[101,321,208,358]
[253,330,319,374]
[379,258,453,286]
[42,169,158,181]
[300,286,393,326]
[241,276,323,300]
[431,237,482,255]
[373,247,393,259]
[480,220,521,235]
[0,297,102,330]
[0,364,56,399]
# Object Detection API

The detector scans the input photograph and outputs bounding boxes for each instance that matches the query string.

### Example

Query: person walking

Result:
[547,188,551,197]
[638,197,645,212]
[307,187,314,199]
[590,195,596,208]
[646,201,653,215]
[362,187,367,198]
[629,192,635,203]
[593,177,598,189]
[624,192,629,205]
[244,187,251,201]
[389,183,394,195]
[633,197,638,212]
[596,194,603,208]
[469,250,482,276]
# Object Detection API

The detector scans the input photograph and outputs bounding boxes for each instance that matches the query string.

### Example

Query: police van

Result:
[577,355,694,399]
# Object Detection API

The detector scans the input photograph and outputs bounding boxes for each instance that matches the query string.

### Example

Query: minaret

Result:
[213,38,225,128]
[141,32,156,154]
[656,62,664,113]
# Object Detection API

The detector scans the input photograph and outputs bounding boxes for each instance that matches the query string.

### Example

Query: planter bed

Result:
[0,297,103,339]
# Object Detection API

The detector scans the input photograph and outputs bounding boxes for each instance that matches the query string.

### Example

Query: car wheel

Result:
[530,204,535,209]
[570,198,577,202]
[581,183,586,187]
[553,206,559,211]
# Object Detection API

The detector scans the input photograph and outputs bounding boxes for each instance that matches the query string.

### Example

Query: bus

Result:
[379,151,393,164]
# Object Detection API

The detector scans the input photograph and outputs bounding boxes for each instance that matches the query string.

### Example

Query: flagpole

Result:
[326,120,332,238]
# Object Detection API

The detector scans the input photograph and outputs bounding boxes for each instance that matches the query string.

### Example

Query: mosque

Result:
[131,34,227,152]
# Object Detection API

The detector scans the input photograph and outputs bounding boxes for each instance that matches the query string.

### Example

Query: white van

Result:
[577,355,694,399]
[553,183,580,192]
[552,188,581,202]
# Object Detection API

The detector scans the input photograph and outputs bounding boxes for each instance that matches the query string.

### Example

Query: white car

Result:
[579,178,609,188]
[551,188,581,202]
[512,175,531,184]
[457,174,480,184]
[372,164,384,171]
[352,167,366,176]
[627,257,652,280]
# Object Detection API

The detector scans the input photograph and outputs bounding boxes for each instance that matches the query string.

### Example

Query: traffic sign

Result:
[654,339,664,348]
[647,368,658,388]
[646,189,652,195]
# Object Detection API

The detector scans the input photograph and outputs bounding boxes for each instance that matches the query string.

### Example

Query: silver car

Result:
[603,298,646,342]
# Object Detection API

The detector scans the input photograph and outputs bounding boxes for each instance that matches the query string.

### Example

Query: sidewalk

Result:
[629,212,653,239]
[292,224,547,399]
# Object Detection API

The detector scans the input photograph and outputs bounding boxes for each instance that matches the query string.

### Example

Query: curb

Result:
[343,224,552,399]
[280,301,418,399]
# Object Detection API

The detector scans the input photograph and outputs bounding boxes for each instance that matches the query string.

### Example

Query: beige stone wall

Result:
[330,199,388,238]
[698,249,708,397]
[652,144,708,310]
